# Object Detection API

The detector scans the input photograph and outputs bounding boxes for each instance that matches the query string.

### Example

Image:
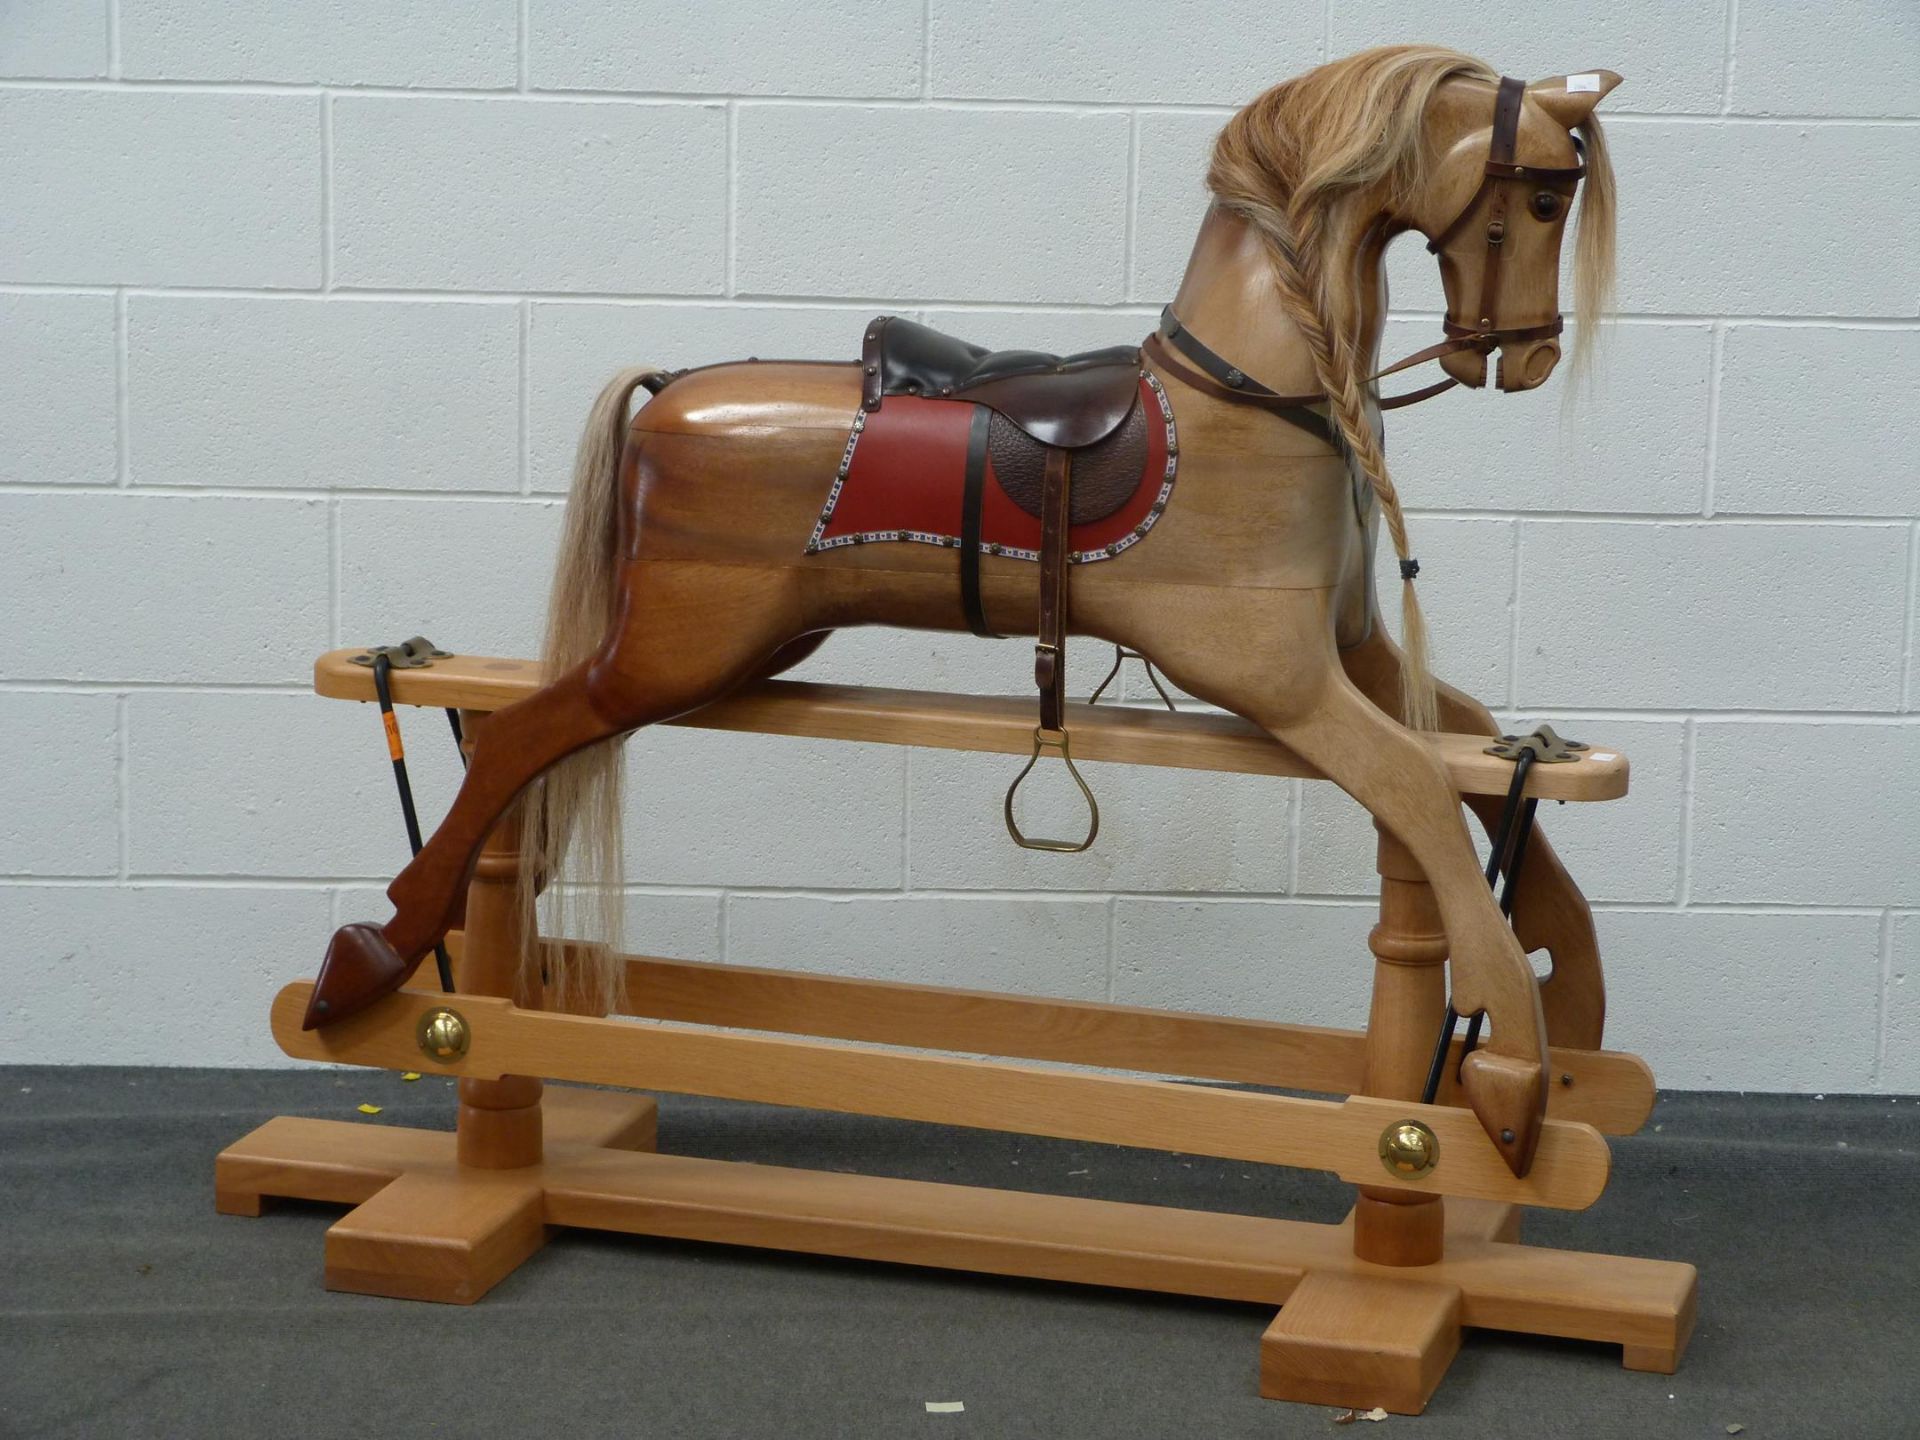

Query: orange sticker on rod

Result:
[382,710,404,761]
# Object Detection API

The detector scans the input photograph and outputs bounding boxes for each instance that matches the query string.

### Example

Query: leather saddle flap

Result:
[806,372,1178,565]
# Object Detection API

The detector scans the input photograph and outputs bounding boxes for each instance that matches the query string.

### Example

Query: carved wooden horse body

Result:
[308,50,1623,1179]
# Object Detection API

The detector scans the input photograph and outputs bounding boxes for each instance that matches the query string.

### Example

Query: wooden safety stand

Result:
[218,651,1696,1413]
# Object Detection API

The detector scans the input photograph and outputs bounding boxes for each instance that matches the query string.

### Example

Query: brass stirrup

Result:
[1003,726,1100,853]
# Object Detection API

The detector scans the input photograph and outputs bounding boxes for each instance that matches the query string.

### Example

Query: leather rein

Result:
[1143,76,1585,426]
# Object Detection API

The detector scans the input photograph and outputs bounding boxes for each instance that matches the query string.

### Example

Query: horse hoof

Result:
[304,923,411,1029]
[1459,1050,1546,1177]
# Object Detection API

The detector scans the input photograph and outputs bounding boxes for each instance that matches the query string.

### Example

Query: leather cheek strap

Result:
[1472,76,1526,331]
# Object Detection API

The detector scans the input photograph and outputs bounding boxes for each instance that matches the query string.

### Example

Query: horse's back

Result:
[634,361,860,439]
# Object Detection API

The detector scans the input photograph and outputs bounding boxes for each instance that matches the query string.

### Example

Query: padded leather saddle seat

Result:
[863,317,1143,450]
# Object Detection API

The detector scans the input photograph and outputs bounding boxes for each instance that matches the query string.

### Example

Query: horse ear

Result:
[1527,71,1623,129]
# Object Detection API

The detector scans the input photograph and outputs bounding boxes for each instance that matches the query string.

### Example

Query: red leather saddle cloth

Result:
[805,373,1177,564]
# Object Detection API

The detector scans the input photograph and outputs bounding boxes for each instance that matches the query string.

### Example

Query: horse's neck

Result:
[1168,206,1389,395]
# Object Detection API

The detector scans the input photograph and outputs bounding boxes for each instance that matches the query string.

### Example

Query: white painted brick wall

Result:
[3,4,1914,1096]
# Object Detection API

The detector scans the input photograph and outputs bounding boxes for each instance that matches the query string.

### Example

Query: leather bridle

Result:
[1425,74,1585,382]
[1144,75,1586,417]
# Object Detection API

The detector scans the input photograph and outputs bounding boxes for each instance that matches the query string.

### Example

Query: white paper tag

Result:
[924,1402,965,1414]
[1567,73,1602,93]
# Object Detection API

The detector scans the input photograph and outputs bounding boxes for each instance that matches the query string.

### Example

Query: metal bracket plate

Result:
[1484,723,1588,765]
[348,636,449,671]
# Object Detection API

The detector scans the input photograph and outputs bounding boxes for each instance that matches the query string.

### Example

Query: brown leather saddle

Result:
[862,316,1148,851]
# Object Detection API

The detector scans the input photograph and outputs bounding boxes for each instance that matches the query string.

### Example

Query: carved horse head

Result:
[1410,70,1622,393]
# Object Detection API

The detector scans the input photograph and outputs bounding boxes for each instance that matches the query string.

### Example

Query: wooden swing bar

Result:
[312,648,1631,802]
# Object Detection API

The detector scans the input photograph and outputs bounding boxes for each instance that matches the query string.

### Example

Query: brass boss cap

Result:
[416,1007,471,1063]
[1378,1120,1440,1179]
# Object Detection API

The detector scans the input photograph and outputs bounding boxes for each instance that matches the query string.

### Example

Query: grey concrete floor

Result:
[2,1066,1914,1439]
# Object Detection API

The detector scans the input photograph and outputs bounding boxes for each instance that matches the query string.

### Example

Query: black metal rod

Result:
[1456,1010,1485,1074]
[1427,744,1540,1097]
[1420,1003,1460,1105]
[371,655,456,994]
[1498,797,1541,919]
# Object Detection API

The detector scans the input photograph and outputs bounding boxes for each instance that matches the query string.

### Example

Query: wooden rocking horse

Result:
[221,47,1698,1414]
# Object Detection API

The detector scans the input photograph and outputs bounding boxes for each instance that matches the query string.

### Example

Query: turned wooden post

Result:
[454,709,543,1170]
[1353,823,1450,1266]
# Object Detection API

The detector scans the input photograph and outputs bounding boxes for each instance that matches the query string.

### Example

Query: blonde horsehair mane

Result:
[1208,44,1617,733]
[521,48,1619,1008]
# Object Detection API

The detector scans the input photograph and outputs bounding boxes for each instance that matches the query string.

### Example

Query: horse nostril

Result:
[1524,343,1561,387]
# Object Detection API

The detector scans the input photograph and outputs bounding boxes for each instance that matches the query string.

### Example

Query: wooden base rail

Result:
[312,648,1630,804]
[218,1087,1695,1370]
[271,981,1610,1212]
[216,651,1696,1416]
[561,947,1657,1136]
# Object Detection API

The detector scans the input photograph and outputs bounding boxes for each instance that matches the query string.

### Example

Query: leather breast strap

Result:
[959,403,998,638]
[1143,324,1333,440]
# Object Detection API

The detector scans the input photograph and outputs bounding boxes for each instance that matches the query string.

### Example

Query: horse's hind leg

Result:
[1341,628,1603,1049]
[306,562,808,1028]
[1116,587,1550,1176]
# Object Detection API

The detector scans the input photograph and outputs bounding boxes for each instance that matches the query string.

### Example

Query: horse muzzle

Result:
[1438,334,1562,393]
[1496,336,1562,392]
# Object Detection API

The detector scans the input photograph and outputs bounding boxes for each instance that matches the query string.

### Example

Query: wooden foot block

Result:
[214,1187,269,1218]
[1261,1272,1462,1415]
[215,1114,447,1213]
[324,1169,546,1305]
[1622,1276,1698,1374]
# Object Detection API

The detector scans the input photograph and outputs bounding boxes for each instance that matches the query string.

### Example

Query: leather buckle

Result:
[1004,727,1100,853]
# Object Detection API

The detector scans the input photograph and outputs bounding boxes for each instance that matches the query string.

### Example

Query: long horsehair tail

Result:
[516,364,665,1015]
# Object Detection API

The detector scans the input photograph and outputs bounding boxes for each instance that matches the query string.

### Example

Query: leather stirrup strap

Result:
[1034,446,1072,733]
[959,403,998,638]
[1004,444,1099,853]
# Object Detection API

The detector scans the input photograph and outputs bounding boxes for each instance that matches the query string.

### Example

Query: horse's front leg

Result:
[1341,627,1603,1049]
[1113,585,1551,1177]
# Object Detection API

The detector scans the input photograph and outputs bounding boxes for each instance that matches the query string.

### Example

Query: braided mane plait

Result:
[1207,46,1502,734]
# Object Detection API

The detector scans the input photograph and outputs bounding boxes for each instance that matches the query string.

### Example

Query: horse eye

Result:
[1529,191,1563,222]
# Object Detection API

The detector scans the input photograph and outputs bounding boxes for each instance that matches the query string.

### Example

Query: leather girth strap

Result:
[1034,447,1072,733]
[960,403,998,638]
